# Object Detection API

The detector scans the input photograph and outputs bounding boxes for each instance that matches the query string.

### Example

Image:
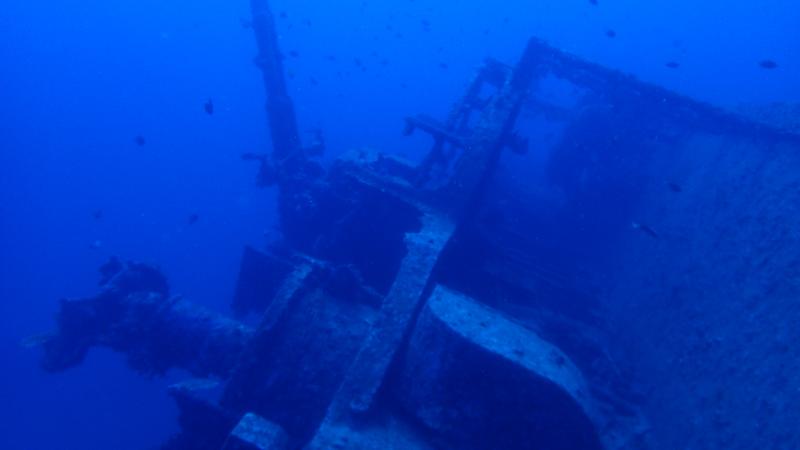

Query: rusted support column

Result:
[323,212,455,422]
[410,60,510,188]
[442,39,542,216]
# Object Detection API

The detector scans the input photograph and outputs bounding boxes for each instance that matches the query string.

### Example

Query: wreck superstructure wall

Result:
[600,126,800,449]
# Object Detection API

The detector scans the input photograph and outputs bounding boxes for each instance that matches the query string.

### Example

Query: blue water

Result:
[1,0,797,448]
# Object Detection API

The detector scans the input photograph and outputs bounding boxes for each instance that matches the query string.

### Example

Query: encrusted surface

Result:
[396,286,602,450]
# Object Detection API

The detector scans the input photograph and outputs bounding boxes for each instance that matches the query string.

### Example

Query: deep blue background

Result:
[1,0,797,448]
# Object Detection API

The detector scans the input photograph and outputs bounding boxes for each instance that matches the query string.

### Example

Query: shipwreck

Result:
[36,1,800,449]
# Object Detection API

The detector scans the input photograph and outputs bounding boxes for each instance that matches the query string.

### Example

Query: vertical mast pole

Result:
[249,0,303,168]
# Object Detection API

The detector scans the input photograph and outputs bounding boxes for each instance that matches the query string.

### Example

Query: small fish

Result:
[632,222,659,239]
[170,378,220,392]
[187,213,200,225]
[439,62,449,70]
[605,29,617,38]
[240,18,252,29]
[204,99,214,115]
[92,209,104,220]
[279,11,288,19]
[289,50,300,58]
[759,59,778,69]
[241,152,265,161]
[665,61,681,69]
[20,333,54,349]
[666,181,683,192]
[134,135,146,146]
[89,239,103,250]
[589,0,598,5]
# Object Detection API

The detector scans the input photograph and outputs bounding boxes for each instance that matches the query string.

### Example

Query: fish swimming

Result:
[19,333,54,349]
[759,60,778,69]
[666,181,683,192]
[204,99,214,115]
[665,61,680,69]
[241,152,266,162]
[605,29,617,38]
[170,378,220,392]
[134,135,146,146]
[632,222,659,238]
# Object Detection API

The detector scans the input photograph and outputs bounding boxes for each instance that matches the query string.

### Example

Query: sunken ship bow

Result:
[36,2,800,449]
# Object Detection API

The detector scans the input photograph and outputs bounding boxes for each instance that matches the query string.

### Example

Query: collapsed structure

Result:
[37,1,800,449]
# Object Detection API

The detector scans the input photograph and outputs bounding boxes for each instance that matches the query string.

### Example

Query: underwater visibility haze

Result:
[1,0,799,449]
